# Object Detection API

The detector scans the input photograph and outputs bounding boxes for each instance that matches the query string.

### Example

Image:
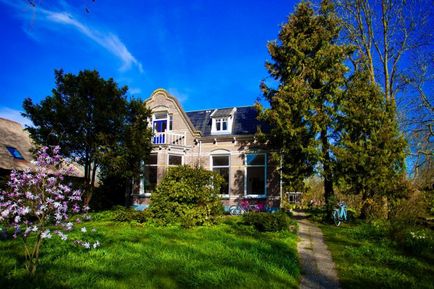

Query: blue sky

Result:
[0,0,297,126]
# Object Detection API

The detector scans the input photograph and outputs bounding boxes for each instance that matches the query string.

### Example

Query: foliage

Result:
[0,146,97,275]
[335,0,433,191]
[149,166,224,227]
[257,0,353,212]
[111,206,150,223]
[303,176,325,207]
[321,221,434,289]
[98,99,153,204]
[22,70,153,205]
[335,68,407,217]
[0,215,299,289]
[242,211,293,232]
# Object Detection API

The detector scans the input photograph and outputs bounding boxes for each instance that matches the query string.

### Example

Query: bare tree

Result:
[336,0,432,106]
[399,52,433,176]
[336,0,433,174]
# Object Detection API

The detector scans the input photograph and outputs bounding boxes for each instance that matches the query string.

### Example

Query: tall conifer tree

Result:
[258,0,352,210]
[335,67,407,218]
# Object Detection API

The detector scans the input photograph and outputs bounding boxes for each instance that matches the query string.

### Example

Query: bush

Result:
[149,165,224,227]
[113,208,150,223]
[242,211,291,232]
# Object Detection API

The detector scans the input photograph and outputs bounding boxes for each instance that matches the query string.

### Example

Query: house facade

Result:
[134,89,282,210]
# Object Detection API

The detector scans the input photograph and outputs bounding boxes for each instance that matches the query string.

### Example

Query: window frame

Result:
[167,153,184,167]
[244,153,267,198]
[210,154,231,198]
[141,153,158,196]
[152,112,173,133]
[211,117,231,135]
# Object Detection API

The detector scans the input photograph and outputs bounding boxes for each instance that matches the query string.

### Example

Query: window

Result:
[142,153,158,194]
[215,118,228,131]
[152,112,173,144]
[211,155,230,195]
[245,153,267,196]
[6,146,24,160]
[168,154,183,166]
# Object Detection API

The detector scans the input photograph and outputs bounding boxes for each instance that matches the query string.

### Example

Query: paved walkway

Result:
[293,211,341,289]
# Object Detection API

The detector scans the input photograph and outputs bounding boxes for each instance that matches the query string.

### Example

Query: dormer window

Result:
[216,118,228,132]
[210,108,236,135]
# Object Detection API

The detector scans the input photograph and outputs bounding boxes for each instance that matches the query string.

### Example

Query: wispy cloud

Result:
[128,87,142,95]
[167,88,189,104]
[0,0,143,72]
[0,107,33,127]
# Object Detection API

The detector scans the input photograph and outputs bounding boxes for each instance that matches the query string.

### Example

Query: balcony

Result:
[152,131,186,146]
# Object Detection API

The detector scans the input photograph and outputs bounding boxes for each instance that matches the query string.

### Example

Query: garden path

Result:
[294,211,341,289]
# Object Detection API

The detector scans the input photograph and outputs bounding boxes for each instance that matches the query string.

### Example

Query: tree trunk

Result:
[321,129,334,219]
[360,191,369,219]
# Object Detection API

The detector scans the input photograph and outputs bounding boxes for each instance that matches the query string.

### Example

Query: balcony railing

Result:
[152,131,186,146]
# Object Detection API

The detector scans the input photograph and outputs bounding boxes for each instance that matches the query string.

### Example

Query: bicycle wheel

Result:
[229,205,242,216]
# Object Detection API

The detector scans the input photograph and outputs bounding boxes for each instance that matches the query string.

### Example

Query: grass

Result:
[0,214,299,289]
[319,221,434,289]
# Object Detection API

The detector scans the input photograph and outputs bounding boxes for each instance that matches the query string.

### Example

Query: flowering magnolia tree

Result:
[0,146,99,275]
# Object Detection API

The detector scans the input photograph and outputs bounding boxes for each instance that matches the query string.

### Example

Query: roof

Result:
[0,117,84,177]
[145,89,201,136]
[211,108,235,118]
[186,106,266,137]
[0,117,35,171]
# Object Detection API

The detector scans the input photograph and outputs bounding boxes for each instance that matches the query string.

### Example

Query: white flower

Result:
[81,227,87,233]
[65,222,73,231]
[83,242,90,249]
[41,229,52,239]
[56,231,68,241]
[21,206,31,215]
[93,240,100,249]
[91,228,96,232]
[31,225,38,232]
[1,209,9,218]
[14,215,21,223]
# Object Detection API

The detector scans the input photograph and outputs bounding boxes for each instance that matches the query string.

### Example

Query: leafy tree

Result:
[22,69,152,204]
[258,0,353,211]
[98,99,153,207]
[335,67,407,218]
[149,166,224,228]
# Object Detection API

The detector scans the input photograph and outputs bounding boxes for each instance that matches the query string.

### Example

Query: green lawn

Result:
[320,222,434,289]
[0,215,299,289]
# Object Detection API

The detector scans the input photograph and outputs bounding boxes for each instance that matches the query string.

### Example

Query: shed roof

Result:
[0,118,35,171]
[0,118,84,177]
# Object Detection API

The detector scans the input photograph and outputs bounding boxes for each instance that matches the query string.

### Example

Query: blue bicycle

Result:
[332,201,347,226]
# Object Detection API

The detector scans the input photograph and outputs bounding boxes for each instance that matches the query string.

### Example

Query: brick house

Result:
[134,89,282,210]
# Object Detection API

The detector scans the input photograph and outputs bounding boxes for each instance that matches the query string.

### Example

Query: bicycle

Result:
[229,199,264,216]
[332,201,347,226]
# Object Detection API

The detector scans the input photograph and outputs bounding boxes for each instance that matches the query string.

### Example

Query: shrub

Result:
[113,208,149,223]
[149,165,224,227]
[242,211,291,232]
